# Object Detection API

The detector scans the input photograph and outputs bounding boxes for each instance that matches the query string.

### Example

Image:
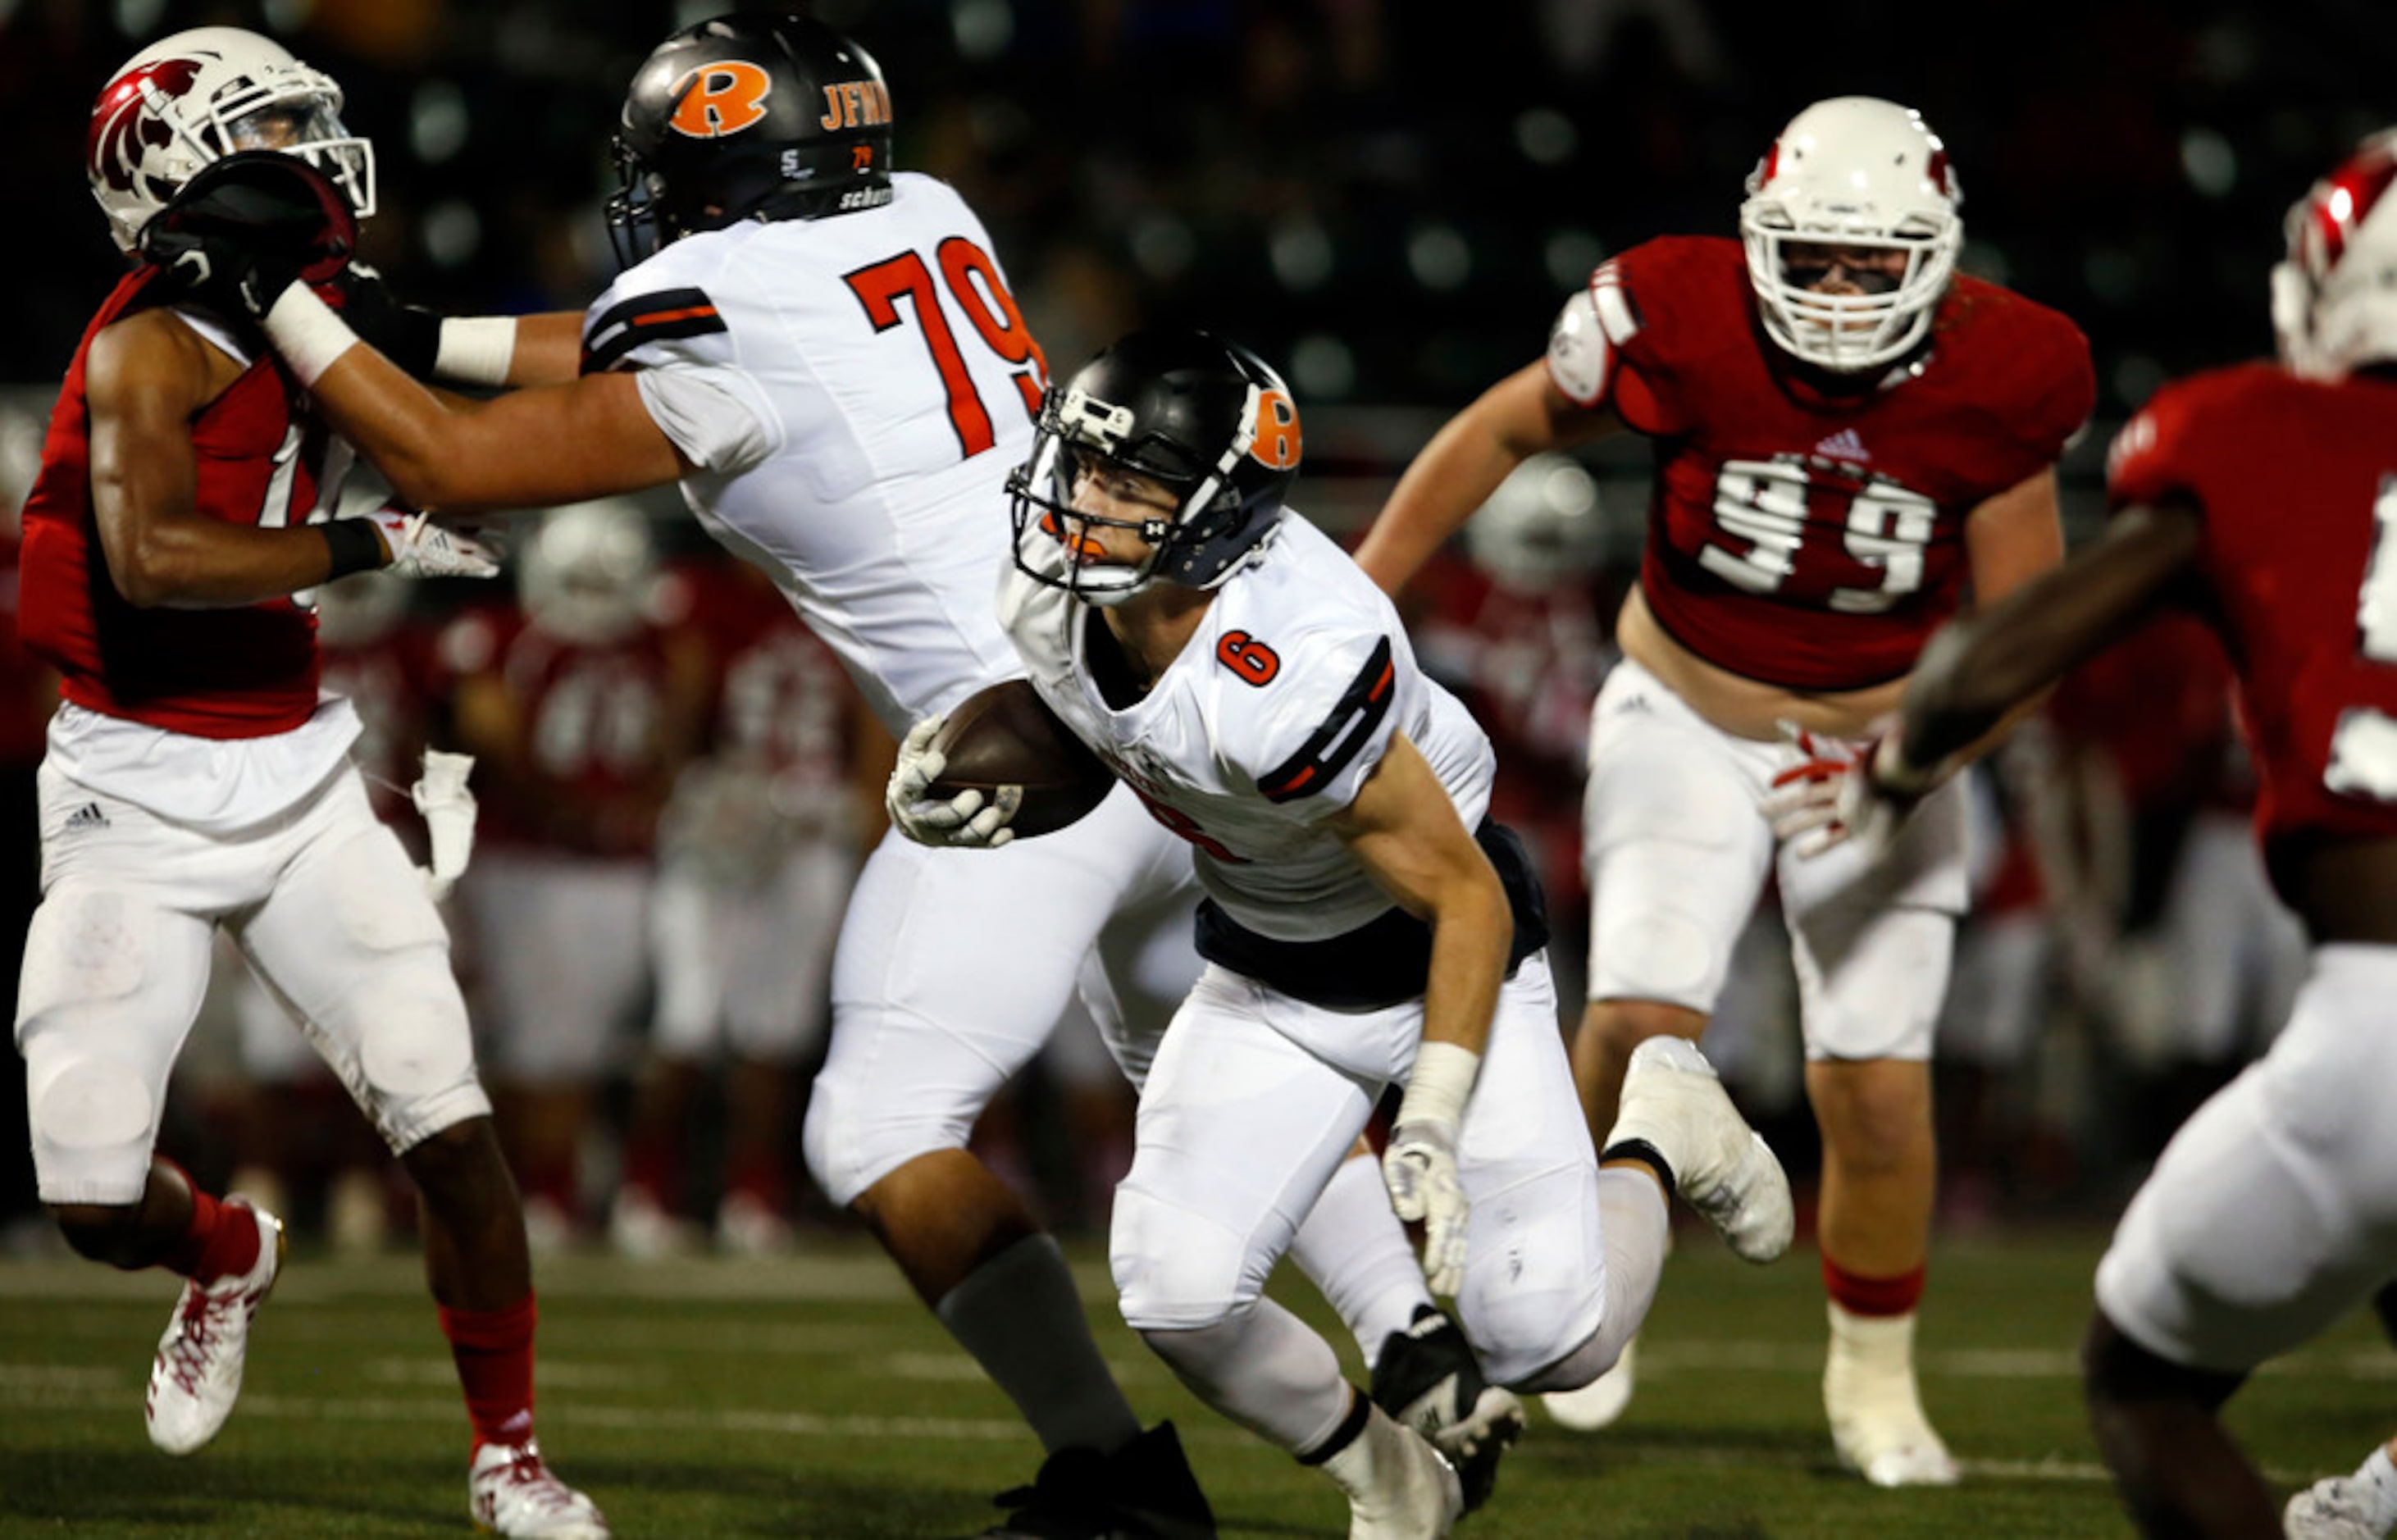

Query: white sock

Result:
[1288,1153,1433,1368]
[2354,1445,2397,1530]
[934,1234,1142,1456]
[1142,1300,1354,1454]
[1829,1299,1920,1366]
[1517,1165,1668,1394]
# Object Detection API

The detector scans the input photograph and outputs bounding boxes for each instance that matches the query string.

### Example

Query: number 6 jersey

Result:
[999,512,1497,945]
[583,171,1046,736]
[1551,235,2094,690]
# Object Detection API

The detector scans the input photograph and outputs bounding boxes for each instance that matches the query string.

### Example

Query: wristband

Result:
[262,283,361,388]
[321,517,386,579]
[434,316,517,387]
[1397,1041,1481,1131]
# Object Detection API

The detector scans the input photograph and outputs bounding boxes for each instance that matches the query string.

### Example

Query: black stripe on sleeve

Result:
[1257,636,1397,804]
[579,286,727,374]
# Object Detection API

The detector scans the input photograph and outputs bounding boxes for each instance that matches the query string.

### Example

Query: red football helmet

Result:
[88,26,375,253]
[2272,129,2397,380]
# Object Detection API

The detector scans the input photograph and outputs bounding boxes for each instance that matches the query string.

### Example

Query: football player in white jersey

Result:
[892,329,1795,1536]
[149,12,1519,1532]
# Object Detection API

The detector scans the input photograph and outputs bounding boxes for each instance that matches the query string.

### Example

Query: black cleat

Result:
[972,1421,1217,1539]
[1369,1306,1525,1515]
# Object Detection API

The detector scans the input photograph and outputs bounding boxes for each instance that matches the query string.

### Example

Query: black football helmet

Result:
[1009,330,1302,605]
[605,11,893,267]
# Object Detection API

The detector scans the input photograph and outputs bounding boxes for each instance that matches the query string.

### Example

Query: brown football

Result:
[927,679,1117,838]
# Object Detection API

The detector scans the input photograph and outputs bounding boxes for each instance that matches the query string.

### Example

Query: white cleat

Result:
[2286,1475,2390,1540]
[607,1188,697,1262]
[1321,1399,1463,1540]
[146,1198,285,1456]
[1609,1037,1794,1264]
[1825,1305,1959,1488]
[469,1438,612,1538]
[713,1191,797,1258]
[1543,1333,1637,1432]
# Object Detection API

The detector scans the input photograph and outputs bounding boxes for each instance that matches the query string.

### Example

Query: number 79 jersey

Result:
[1550,236,2093,690]
[583,171,1046,738]
[2106,362,2397,866]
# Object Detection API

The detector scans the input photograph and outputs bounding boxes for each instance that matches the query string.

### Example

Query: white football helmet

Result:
[2272,129,2397,381]
[519,500,659,646]
[1739,96,1962,374]
[88,26,376,253]
[1465,455,1611,592]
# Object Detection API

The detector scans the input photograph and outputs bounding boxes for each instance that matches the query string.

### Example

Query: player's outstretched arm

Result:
[1901,498,2202,773]
[1352,360,1617,597]
[1769,500,2203,859]
[141,157,684,515]
[279,298,686,515]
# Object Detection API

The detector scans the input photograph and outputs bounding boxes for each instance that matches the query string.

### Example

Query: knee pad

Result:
[351,963,477,1105]
[1451,1164,1608,1387]
[1110,1181,1261,1333]
[25,1046,154,1156]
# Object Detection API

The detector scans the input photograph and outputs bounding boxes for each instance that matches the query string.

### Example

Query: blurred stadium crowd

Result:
[0,0,2391,1252]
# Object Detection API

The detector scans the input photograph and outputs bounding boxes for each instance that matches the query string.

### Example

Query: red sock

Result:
[721,1154,786,1214]
[440,1292,538,1451]
[1823,1255,1926,1317]
[154,1162,261,1283]
[619,1139,681,1212]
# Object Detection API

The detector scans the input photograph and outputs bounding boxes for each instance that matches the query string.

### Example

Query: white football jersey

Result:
[999,513,1496,942]
[585,172,1042,736]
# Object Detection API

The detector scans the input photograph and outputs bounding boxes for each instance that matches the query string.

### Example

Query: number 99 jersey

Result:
[2105,362,2397,870]
[1549,235,2093,690]
[581,171,1048,738]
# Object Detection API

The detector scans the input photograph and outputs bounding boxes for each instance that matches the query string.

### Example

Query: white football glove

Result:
[410,749,477,901]
[1383,1119,1469,1297]
[885,713,1021,850]
[362,507,503,580]
[1759,720,1931,861]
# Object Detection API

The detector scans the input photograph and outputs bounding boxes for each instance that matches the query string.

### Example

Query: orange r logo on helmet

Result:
[1249,389,1301,471]
[668,61,774,139]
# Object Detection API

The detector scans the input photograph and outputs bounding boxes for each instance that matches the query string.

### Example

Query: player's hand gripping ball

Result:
[886,679,1115,847]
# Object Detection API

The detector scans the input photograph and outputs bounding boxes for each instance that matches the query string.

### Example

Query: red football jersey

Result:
[1556,236,2094,690]
[2106,363,2397,868]
[20,267,334,737]
[441,604,693,859]
[677,558,854,788]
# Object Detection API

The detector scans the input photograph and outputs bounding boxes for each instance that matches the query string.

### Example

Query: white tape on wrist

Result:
[434,316,517,387]
[1398,1041,1481,1131]
[262,284,361,389]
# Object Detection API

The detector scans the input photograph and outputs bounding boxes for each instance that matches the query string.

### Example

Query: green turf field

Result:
[0,1224,2386,1536]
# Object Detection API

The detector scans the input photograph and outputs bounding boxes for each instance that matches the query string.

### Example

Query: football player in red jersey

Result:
[1766,130,2397,1539]
[443,501,711,1251]
[16,28,605,1536]
[1354,95,2095,1481]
